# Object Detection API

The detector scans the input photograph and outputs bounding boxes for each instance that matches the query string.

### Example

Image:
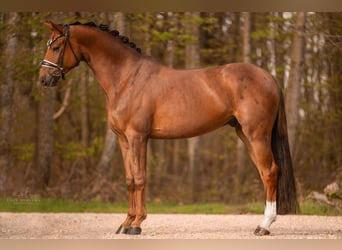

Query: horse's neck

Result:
[76,27,139,94]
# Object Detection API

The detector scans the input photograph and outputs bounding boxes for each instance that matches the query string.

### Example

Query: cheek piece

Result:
[40,24,79,81]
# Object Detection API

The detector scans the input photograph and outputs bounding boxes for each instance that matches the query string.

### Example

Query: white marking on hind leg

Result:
[259,201,277,230]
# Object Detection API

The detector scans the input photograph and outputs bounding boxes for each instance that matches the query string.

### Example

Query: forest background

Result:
[0,12,341,206]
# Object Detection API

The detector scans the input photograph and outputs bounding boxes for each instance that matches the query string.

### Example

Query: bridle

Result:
[41,24,80,80]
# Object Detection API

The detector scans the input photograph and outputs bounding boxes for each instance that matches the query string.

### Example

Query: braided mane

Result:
[70,21,142,54]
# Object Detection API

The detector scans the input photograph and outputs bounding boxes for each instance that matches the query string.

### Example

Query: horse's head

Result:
[39,22,80,87]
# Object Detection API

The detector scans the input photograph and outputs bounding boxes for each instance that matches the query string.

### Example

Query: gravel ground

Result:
[0,213,341,239]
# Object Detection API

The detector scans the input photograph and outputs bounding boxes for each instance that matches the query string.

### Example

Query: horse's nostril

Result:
[40,76,47,86]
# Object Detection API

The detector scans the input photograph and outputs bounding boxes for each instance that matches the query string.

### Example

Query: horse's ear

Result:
[43,21,64,34]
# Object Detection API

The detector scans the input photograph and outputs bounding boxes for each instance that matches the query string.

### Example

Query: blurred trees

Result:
[234,12,251,200]
[0,12,341,204]
[0,12,20,193]
[285,12,306,153]
[184,12,201,203]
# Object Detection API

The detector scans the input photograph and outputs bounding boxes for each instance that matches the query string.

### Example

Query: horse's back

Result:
[149,62,279,139]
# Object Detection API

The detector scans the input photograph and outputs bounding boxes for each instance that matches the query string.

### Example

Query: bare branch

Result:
[53,80,73,120]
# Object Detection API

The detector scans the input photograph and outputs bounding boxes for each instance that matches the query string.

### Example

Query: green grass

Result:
[299,200,341,216]
[147,202,265,214]
[0,197,340,216]
[0,197,128,213]
[0,197,263,214]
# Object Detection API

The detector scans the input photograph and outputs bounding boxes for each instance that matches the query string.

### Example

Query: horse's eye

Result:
[52,46,60,52]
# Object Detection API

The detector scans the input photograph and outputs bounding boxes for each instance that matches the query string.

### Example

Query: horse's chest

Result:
[107,108,128,130]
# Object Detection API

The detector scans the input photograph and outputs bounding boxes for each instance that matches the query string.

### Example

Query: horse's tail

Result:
[272,84,299,214]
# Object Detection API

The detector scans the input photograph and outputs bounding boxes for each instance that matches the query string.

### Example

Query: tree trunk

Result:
[235,12,250,201]
[96,12,126,173]
[0,12,20,193]
[79,65,90,148]
[185,12,201,202]
[285,12,306,154]
[165,12,178,177]
[227,12,241,62]
[273,12,286,89]
[34,88,56,191]
[96,126,117,174]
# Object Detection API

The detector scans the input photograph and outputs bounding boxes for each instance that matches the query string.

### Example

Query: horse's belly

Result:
[150,111,231,139]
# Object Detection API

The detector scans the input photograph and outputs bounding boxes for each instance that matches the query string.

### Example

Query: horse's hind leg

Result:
[235,124,279,236]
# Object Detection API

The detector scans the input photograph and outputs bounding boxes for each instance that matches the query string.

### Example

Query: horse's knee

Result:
[134,175,146,187]
[126,176,146,188]
[126,177,134,188]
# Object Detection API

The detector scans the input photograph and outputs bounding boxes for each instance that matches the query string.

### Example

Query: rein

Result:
[41,24,79,80]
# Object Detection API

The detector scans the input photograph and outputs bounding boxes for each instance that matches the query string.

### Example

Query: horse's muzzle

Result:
[39,73,60,87]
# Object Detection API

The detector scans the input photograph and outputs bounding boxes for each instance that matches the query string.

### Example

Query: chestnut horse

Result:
[39,21,298,236]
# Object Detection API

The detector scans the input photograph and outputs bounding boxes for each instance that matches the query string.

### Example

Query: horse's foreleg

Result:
[116,137,136,234]
[116,184,136,234]
[128,133,147,234]
[116,133,147,235]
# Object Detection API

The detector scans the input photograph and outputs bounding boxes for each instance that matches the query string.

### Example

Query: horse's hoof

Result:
[115,225,130,234]
[254,226,270,236]
[126,226,142,235]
